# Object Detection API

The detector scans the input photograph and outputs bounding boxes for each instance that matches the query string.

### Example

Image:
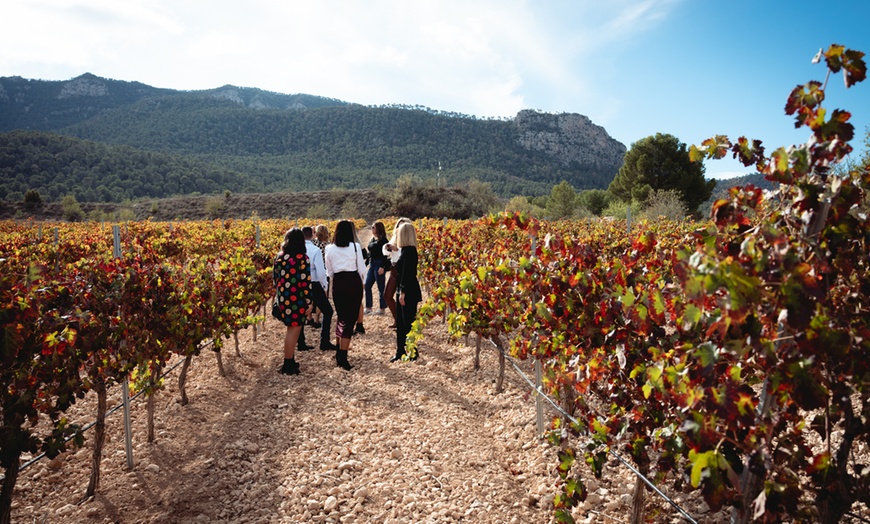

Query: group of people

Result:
[271,218,422,375]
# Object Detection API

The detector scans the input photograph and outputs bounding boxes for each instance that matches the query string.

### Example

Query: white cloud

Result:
[1,0,681,121]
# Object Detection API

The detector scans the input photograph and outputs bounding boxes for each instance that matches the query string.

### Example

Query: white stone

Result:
[338,460,360,471]
[56,504,77,515]
[324,495,338,511]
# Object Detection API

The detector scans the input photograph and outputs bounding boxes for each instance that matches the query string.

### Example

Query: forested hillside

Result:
[0,131,256,202]
[0,74,626,203]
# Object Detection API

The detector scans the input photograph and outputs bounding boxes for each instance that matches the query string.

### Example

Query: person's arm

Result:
[324,246,334,280]
[397,248,409,305]
[398,248,419,306]
[313,248,327,288]
[302,256,312,307]
[355,243,367,281]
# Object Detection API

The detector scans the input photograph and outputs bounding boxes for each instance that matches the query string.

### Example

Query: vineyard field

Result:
[9,305,580,523]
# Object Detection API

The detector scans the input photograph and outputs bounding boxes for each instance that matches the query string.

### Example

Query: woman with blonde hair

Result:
[391,221,423,362]
[382,217,412,327]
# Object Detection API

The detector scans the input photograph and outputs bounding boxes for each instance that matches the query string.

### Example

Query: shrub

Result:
[306,203,330,219]
[638,189,688,221]
[204,196,226,218]
[87,209,110,222]
[24,189,43,206]
[61,194,84,222]
[116,208,136,222]
[339,200,360,220]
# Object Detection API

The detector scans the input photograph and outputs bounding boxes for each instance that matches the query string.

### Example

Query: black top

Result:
[367,236,389,265]
[395,246,423,303]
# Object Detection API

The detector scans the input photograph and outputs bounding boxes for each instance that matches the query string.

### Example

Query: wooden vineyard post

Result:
[113,225,135,470]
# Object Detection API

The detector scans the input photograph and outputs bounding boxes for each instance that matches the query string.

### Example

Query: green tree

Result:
[608,133,715,215]
[464,178,501,217]
[546,181,576,219]
[576,189,611,216]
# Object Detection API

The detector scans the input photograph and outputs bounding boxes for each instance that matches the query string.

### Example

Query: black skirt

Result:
[332,271,363,339]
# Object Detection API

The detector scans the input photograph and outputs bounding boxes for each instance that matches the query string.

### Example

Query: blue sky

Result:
[2,0,869,180]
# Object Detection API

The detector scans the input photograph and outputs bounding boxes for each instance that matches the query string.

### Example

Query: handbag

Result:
[271,298,282,320]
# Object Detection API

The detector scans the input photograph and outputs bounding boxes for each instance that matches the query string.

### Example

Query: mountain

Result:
[0,73,348,131]
[697,172,776,217]
[708,172,775,199]
[0,73,627,203]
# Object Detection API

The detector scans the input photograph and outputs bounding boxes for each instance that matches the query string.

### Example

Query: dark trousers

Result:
[395,297,420,357]
[384,267,398,320]
[365,259,387,309]
[300,282,333,347]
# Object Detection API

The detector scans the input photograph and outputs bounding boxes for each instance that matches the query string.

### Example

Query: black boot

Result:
[354,323,365,335]
[336,350,353,371]
[297,331,313,351]
[279,358,300,375]
[389,350,405,363]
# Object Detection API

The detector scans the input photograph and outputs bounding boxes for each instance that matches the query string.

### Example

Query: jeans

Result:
[364,258,387,309]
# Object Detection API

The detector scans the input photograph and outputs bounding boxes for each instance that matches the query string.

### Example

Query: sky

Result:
[2,0,869,180]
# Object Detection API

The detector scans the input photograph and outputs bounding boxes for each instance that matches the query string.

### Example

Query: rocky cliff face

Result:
[515,110,626,170]
[57,74,110,98]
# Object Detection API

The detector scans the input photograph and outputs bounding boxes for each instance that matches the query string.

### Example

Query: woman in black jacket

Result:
[391,222,423,362]
[364,221,389,315]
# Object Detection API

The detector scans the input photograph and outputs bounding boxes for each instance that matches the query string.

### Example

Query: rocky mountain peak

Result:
[58,73,109,99]
[515,109,626,170]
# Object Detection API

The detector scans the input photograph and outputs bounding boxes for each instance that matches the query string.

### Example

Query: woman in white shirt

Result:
[324,220,366,370]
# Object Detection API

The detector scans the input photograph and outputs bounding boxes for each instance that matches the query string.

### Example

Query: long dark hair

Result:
[372,221,387,241]
[280,228,306,256]
[333,220,356,248]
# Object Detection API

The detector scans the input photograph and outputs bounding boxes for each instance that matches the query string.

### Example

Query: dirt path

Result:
[12,310,562,523]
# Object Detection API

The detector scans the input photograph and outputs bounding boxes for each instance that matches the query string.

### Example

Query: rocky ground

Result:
[11,310,729,524]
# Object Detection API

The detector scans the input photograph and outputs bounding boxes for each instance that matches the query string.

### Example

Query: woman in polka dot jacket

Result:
[273,227,312,375]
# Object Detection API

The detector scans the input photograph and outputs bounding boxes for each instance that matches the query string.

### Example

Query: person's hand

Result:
[399,292,406,306]
[377,267,384,275]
